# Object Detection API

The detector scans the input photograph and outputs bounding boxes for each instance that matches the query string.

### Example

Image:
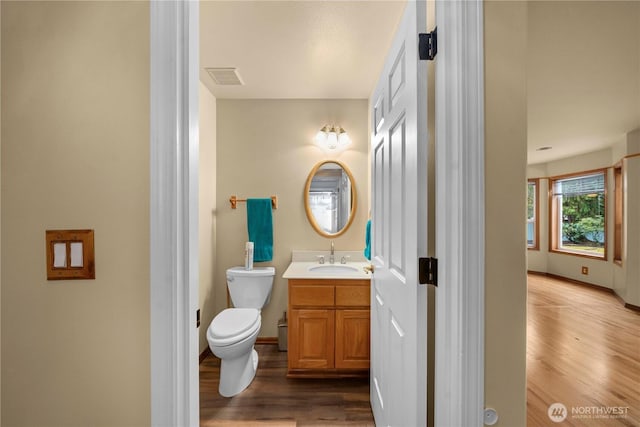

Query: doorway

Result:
[524,1,640,423]
[150,1,487,425]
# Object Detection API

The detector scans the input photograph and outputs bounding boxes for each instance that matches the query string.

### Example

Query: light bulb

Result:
[315,130,328,145]
[327,131,338,149]
[315,125,331,145]
[338,128,351,146]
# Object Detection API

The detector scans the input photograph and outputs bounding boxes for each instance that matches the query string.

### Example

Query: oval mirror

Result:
[304,160,357,237]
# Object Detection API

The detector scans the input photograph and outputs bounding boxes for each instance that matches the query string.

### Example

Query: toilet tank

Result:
[226,266,276,309]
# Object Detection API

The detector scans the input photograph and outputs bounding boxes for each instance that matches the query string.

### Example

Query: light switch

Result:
[70,242,84,267]
[53,243,67,268]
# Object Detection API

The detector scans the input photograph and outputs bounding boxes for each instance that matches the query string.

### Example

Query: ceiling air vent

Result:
[206,67,244,86]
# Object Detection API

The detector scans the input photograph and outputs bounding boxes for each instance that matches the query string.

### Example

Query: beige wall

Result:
[623,131,640,306]
[484,1,528,425]
[526,0,640,307]
[527,148,616,287]
[527,132,640,308]
[199,83,217,353]
[0,2,3,421]
[526,161,548,273]
[623,155,640,306]
[215,99,369,337]
[1,2,150,426]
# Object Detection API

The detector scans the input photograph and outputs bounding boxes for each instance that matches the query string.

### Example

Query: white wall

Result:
[215,99,369,337]
[199,83,217,353]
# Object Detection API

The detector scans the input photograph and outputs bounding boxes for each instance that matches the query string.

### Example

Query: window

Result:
[527,179,539,249]
[614,164,623,264]
[308,192,338,233]
[550,170,606,258]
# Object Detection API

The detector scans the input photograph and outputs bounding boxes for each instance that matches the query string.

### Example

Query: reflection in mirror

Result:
[304,160,357,237]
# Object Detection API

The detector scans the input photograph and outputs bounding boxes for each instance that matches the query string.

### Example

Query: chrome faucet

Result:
[330,241,335,264]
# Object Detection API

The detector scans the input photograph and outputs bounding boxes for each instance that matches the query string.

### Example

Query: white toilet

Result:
[206,266,275,397]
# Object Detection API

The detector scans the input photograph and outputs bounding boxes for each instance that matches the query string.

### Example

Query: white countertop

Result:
[282,250,372,280]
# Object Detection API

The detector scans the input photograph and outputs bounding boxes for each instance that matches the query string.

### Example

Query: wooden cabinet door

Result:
[289,309,335,369]
[335,309,370,369]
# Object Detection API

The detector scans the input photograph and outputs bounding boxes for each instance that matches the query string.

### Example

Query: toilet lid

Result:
[210,308,260,340]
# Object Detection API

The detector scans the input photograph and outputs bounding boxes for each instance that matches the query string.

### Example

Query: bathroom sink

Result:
[282,254,370,279]
[307,264,360,274]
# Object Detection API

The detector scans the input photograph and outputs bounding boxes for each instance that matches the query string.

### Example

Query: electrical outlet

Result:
[581,266,589,275]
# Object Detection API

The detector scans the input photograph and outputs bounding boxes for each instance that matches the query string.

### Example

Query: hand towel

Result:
[247,198,273,262]
[364,218,371,260]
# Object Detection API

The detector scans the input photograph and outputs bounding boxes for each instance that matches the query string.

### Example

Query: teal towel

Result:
[247,198,273,262]
[364,219,371,260]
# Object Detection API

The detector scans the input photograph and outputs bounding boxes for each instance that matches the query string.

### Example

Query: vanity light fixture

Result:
[314,125,351,150]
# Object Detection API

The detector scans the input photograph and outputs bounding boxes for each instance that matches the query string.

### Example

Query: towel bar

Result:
[229,195,278,210]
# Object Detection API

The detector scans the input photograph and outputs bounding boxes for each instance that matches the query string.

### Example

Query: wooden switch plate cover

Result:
[46,229,95,280]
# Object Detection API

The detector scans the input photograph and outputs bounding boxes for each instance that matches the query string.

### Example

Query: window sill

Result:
[549,249,606,261]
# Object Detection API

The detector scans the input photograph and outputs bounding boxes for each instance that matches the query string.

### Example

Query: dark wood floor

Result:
[200,344,374,427]
[200,274,640,426]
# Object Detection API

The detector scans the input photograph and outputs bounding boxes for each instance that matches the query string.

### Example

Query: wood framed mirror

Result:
[304,160,357,238]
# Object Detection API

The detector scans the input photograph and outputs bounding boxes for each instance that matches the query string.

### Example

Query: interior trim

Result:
[199,338,278,365]
[256,337,279,345]
[199,347,213,364]
[150,1,200,425]
[527,271,614,294]
[528,271,640,313]
[434,1,485,425]
[624,302,640,312]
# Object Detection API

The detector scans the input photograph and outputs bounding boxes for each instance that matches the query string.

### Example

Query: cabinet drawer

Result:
[290,285,335,307]
[335,285,369,307]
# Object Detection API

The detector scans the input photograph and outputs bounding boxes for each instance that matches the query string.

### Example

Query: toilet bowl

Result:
[207,266,275,397]
[207,308,262,397]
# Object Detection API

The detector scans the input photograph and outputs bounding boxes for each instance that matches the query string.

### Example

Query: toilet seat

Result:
[209,308,260,347]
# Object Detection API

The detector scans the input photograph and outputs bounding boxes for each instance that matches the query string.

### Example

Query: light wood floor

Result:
[200,275,640,426]
[527,274,640,426]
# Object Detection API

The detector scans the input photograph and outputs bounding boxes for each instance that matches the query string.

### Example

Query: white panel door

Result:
[369,1,428,426]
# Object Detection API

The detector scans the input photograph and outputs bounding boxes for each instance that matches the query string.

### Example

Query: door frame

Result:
[150,1,200,426]
[434,0,485,425]
[148,0,485,425]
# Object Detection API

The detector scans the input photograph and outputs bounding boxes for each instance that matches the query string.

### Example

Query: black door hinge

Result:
[419,257,438,286]
[419,28,438,61]
[196,309,201,328]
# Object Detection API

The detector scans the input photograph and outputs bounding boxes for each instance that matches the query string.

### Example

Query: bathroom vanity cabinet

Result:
[287,278,370,378]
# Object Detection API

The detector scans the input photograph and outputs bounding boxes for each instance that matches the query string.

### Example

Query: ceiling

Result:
[200,1,640,165]
[200,1,406,100]
[527,1,640,165]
